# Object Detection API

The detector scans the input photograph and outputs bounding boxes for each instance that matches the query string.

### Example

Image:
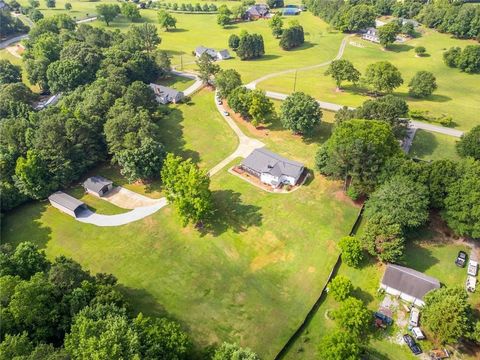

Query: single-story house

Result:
[194,46,231,60]
[362,27,380,43]
[241,148,305,187]
[283,7,301,15]
[149,84,184,104]
[380,264,440,306]
[245,4,270,20]
[48,191,88,218]
[195,46,217,58]
[34,93,61,110]
[83,176,113,197]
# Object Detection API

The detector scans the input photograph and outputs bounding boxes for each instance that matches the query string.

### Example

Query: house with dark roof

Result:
[245,4,270,20]
[83,176,113,197]
[362,27,380,43]
[241,148,304,187]
[149,84,184,104]
[283,7,301,15]
[380,264,440,306]
[0,0,10,11]
[48,191,87,218]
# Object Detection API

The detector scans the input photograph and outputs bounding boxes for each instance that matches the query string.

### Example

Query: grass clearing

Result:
[409,129,460,161]
[259,29,480,130]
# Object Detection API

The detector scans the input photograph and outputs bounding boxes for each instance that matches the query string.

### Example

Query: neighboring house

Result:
[283,7,301,15]
[195,46,217,58]
[400,18,419,27]
[83,176,113,197]
[48,191,88,218]
[245,4,270,20]
[194,46,231,60]
[0,0,10,11]
[34,93,61,110]
[362,27,380,43]
[149,84,184,104]
[380,264,440,306]
[241,148,305,188]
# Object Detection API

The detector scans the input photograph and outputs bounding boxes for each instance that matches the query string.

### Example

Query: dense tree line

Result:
[0,242,190,359]
[443,45,480,74]
[0,18,172,211]
[304,0,480,40]
[227,86,275,126]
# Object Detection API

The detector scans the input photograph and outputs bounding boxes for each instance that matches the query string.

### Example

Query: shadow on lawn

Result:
[401,242,439,273]
[1,201,51,249]
[409,130,437,158]
[204,189,263,236]
[159,107,201,164]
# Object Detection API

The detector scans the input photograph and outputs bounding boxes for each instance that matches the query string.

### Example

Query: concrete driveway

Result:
[76,198,167,227]
[102,187,163,209]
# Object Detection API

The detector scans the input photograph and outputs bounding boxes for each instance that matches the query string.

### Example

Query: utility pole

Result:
[293,70,298,92]
[180,55,183,71]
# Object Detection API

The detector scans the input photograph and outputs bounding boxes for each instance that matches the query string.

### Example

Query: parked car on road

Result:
[455,251,467,267]
[403,334,422,355]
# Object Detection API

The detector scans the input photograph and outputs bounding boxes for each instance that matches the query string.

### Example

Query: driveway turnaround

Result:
[76,198,167,227]
[102,187,164,209]
[171,70,204,96]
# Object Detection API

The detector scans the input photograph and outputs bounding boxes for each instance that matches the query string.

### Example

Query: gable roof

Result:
[195,46,216,57]
[149,84,184,101]
[241,148,304,180]
[381,264,440,300]
[217,49,230,58]
[246,4,269,16]
[48,191,85,212]
[83,176,113,193]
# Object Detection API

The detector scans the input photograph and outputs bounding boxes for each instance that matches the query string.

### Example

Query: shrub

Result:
[414,46,426,56]
[338,236,363,267]
[329,275,353,301]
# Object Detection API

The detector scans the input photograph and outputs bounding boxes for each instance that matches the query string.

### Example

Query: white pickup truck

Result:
[468,260,478,276]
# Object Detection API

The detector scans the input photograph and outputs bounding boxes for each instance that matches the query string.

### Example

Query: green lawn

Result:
[66,186,127,215]
[259,28,480,130]
[156,74,195,91]
[409,129,461,161]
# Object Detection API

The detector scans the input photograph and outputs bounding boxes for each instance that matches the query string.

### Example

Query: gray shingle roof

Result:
[381,264,440,300]
[217,49,230,58]
[48,191,85,212]
[241,148,304,180]
[149,84,184,103]
[83,176,113,193]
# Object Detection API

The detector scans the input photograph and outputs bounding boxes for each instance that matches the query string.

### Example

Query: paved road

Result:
[410,120,463,138]
[208,92,265,176]
[171,69,204,96]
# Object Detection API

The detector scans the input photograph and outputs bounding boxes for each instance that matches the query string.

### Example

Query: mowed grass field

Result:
[1,86,359,358]
[259,28,480,130]
[409,129,460,161]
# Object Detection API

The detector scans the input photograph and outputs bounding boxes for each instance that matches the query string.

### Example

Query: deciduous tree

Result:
[121,2,141,21]
[329,275,353,301]
[361,215,405,262]
[213,342,260,360]
[157,9,177,31]
[364,61,403,94]
[96,4,120,26]
[408,71,437,98]
[456,125,480,160]
[333,297,371,336]
[269,13,283,38]
[196,52,219,84]
[338,236,363,267]
[0,59,22,85]
[324,59,360,90]
[215,69,242,99]
[318,330,362,360]
[280,92,322,135]
[378,21,400,49]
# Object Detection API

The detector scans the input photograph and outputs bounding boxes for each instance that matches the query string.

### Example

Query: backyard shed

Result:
[48,191,87,218]
[380,264,440,306]
[83,176,113,197]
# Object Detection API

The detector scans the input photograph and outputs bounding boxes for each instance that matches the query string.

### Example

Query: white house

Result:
[195,46,231,60]
[48,191,88,218]
[362,27,380,43]
[380,264,440,307]
[149,84,184,104]
[240,148,304,188]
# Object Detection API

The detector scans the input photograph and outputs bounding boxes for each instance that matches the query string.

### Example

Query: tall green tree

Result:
[248,90,274,126]
[318,330,362,360]
[333,297,371,337]
[96,4,120,26]
[378,21,401,48]
[279,24,304,50]
[456,125,480,160]
[365,175,429,229]
[14,150,55,200]
[269,13,283,38]
[338,236,363,267]
[161,153,214,227]
[212,342,260,360]
[361,214,405,262]
[364,61,403,94]
[215,69,242,99]
[235,32,265,60]
[329,275,353,301]
[422,287,472,344]
[121,2,141,22]
[443,159,480,238]
[195,52,219,84]
[0,60,22,85]
[408,71,437,98]
[157,10,177,31]
[125,23,161,53]
[280,92,322,135]
[316,120,401,193]
[324,59,360,90]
